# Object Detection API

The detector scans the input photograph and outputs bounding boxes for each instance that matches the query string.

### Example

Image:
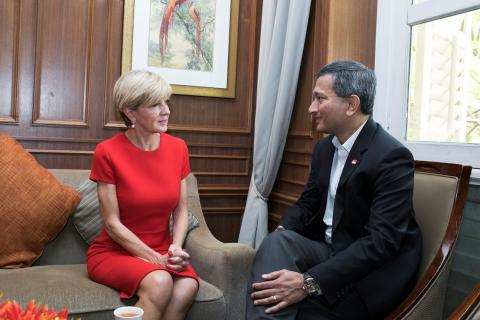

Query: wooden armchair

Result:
[449,282,480,320]
[386,161,472,319]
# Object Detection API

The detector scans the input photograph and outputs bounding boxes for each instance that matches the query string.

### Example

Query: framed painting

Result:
[122,0,239,98]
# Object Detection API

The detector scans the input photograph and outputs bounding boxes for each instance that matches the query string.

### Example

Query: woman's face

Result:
[130,101,170,133]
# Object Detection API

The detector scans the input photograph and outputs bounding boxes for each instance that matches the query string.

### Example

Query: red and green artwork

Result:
[149,0,216,71]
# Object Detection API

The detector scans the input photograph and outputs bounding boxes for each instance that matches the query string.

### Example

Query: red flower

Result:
[0,297,71,320]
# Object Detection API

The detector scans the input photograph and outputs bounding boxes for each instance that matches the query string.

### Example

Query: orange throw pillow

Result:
[0,134,80,267]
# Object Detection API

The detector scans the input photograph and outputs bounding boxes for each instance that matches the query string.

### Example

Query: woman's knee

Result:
[173,277,198,301]
[138,270,174,304]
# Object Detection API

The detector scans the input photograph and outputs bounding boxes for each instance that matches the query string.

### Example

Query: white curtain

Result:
[238,0,311,248]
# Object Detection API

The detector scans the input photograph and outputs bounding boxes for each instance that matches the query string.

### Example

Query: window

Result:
[375,0,480,181]
[408,9,480,144]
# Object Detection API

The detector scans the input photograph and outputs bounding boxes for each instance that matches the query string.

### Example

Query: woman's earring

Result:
[131,120,136,129]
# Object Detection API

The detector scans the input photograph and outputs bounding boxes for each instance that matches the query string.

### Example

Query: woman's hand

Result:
[167,244,191,271]
[138,251,169,267]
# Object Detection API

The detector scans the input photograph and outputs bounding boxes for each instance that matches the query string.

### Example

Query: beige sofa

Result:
[0,169,255,320]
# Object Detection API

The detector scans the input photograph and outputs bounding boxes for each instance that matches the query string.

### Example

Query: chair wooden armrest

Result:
[386,161,471,319]
[449,283,480,320]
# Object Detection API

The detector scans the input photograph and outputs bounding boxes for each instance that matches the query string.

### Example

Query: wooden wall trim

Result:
[200,192,248,198]
[27,149,94,155]
[199,185,249,191]
[269,212,283,223]
[30,119,89,127]
[271,191,299,204]
[283,148,314,156]
[84,0,94,128]
[199,185,248,197]
[191,154,250,176]
[104,120,124,128]
[103,0,120,128]
[288,129,313,138]
[190,154,249,160]
[11,0,20,123]
[188,142,252,149]
[15,136,105,143]
[276,178,308,187]
[281,159,309,168]
[243,0,259,136]
[32,0,93,127]
[0,0,20,124]
[194,171,249,177]
[312,0,330,76]
[202,207,244,215]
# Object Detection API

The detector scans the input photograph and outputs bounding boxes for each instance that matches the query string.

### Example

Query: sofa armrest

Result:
[185,227,255,320]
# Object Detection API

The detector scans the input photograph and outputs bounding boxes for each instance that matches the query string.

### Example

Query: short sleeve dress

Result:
[86,132,198,299]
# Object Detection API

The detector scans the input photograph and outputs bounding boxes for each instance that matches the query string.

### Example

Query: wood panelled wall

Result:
[0,0,260,243]
[268,0,378,229]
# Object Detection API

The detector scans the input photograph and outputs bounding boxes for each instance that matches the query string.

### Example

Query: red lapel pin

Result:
[351,159,358,165]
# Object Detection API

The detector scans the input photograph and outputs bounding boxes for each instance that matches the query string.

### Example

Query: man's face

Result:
[309,75,350,135]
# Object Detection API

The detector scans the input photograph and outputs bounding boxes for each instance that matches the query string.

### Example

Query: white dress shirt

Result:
[323,120,368,243]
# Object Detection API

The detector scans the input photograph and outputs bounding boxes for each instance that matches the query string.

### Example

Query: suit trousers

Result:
[245,230,369,320]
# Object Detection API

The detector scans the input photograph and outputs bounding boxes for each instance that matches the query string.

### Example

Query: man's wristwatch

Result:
[303,272,322,296]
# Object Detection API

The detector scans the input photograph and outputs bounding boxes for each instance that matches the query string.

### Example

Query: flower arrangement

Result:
[0,298,69,320]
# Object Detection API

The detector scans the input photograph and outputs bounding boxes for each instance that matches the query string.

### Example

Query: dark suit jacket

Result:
[280,117,422,318]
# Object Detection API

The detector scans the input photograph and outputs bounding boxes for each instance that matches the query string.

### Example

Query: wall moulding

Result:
[281,160,310,168]
[270,191,299,205]
[288,129,314,138]
[31,119,89,127]
[190,154,250,176]
[32,0,93,127]
[187,142,252,150]
[103,0,124,130]
[0,116,18,124]
[14,136,105,144]
[276,176,309,187]
[268,212,283,223]
[27,149,94,155]
[0,0,20,123]
[202,207,244,215]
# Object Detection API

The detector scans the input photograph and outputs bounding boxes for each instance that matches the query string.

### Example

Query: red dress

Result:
[87,132,198,299]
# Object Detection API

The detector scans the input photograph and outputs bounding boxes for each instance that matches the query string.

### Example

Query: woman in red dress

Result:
[87,70,198,320]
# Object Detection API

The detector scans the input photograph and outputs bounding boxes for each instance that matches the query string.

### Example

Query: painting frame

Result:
[121,0,239,98]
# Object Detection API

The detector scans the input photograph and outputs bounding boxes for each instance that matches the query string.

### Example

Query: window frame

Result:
[374,0,480,183]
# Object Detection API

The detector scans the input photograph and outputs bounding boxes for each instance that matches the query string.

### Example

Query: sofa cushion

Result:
[0,264,225,320]
[0,134,80,268]
[72,179,103,244]
[73,179,200,245]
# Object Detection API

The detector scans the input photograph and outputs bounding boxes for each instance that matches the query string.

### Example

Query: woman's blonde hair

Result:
[113,70,172,127]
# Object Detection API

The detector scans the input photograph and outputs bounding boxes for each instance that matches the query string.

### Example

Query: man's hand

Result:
[251,269,308,314]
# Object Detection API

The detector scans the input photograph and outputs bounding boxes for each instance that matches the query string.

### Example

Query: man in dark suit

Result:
[246,60,422,319]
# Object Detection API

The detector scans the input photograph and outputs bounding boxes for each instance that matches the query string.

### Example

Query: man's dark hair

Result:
[315,60,376,115]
